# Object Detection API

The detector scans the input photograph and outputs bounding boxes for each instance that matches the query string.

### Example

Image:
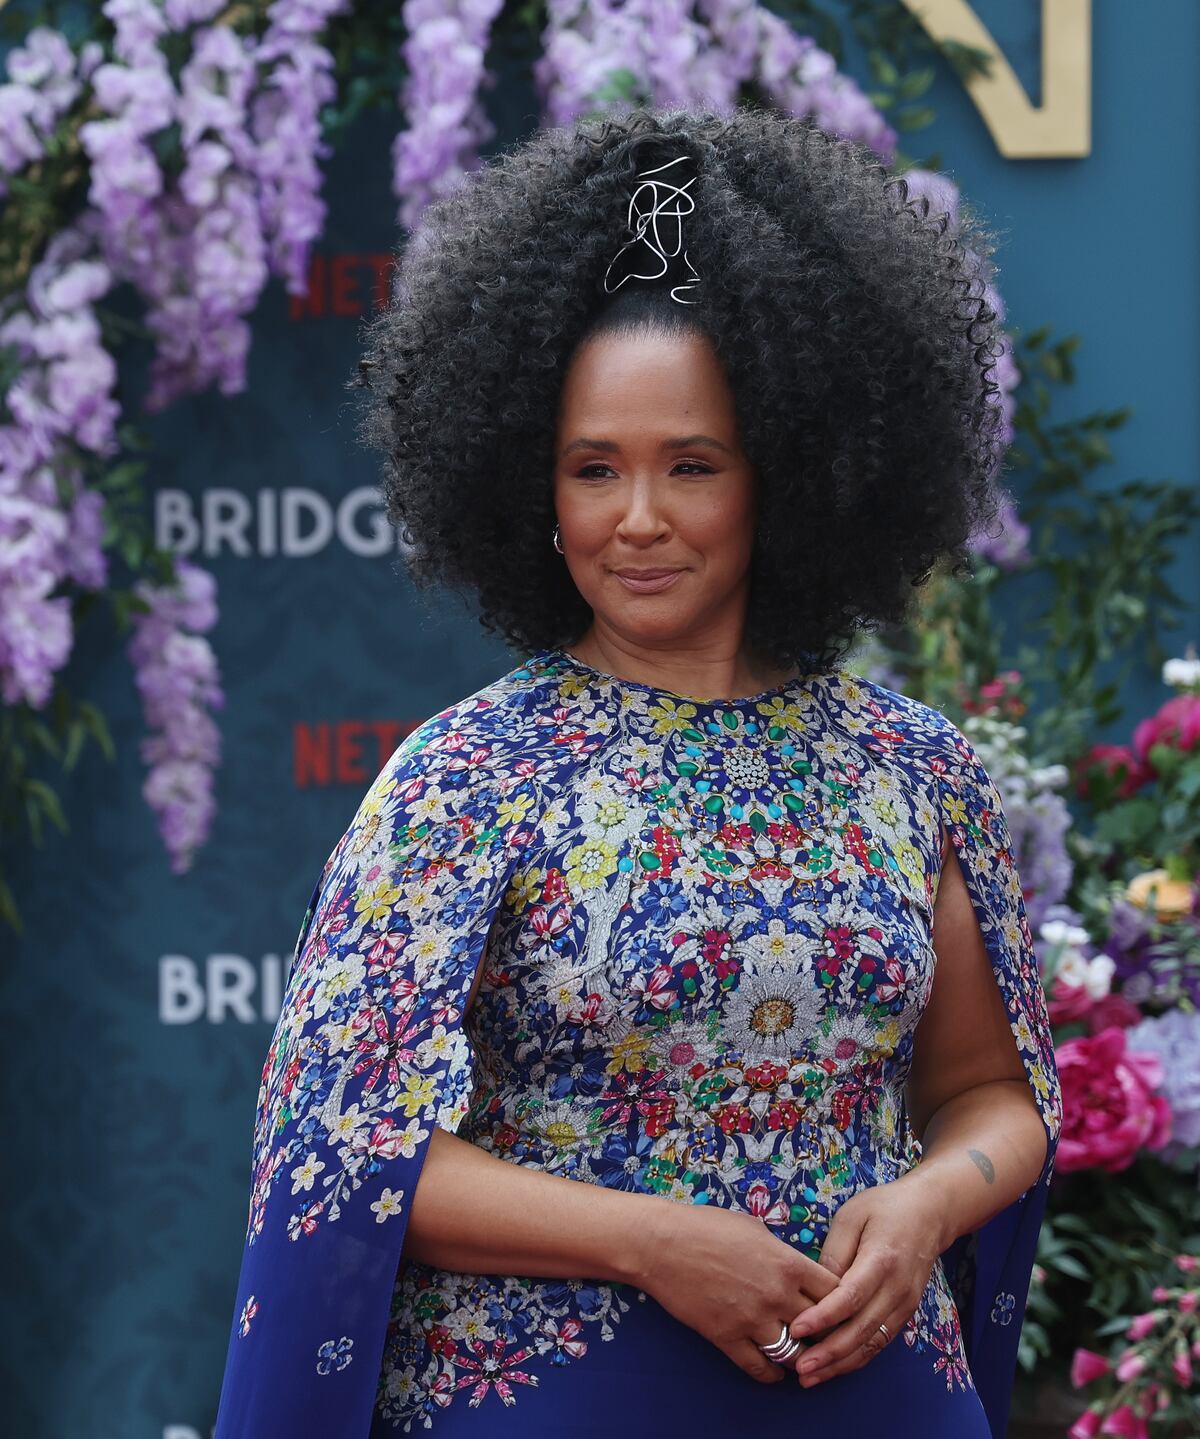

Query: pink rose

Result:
[1048,983,1142,1032]
[1048,976,1094,1025]
[1076,742,1151,799]
[1056,1027,1173,1173]
[1086,993,1144,1034]
[1132,694,1200,765]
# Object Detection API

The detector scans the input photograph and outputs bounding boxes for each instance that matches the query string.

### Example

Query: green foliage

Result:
[1006,328,1199,760]
[0,683,115,932]
[877,325,1198,773]
[1037,1169,1199,1348]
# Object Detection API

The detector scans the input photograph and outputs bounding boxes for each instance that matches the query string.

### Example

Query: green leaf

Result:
[894,105,937,132]
[62,718,87,772]
[27,721,61,760]
[0,871,22,934]
[869,50,900,88]
[24,779,68,834]
[896,67,936,100]
[1049,1254,1090,1281]
[77,702,116,763]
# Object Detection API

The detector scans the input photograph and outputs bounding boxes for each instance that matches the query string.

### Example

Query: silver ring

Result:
[758,1322,802,1363]
[877,1321,890,1343]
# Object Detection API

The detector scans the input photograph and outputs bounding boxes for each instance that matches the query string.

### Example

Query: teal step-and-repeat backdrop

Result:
[3,4,1197,1435]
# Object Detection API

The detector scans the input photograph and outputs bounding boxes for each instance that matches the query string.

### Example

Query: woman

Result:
[214,106,1061,1438]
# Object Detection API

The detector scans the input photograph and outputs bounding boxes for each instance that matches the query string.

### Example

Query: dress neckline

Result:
[537,646,830,711]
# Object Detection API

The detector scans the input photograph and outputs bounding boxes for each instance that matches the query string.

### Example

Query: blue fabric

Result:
[215,649,1062,1436]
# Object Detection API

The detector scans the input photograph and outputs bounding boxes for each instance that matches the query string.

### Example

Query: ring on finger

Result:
[758,1322,803,1364]
[805,1315,896,1381]
[859,1318,894,1358]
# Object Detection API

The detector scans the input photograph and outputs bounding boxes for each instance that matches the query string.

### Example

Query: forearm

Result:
[897,1078,1049,1252]
[403,1124,672,1286]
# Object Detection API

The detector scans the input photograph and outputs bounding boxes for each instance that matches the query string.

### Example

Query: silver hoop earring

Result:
[552,524,564,554]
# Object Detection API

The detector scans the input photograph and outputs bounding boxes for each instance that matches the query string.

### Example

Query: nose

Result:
[614,475,671,542]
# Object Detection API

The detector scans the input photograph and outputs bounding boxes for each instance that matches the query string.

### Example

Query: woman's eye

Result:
[575,462,713,479]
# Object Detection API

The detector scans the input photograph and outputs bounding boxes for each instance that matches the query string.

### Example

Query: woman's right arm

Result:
[405,1125,840,1384]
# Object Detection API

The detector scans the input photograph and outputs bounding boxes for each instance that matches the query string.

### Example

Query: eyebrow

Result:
[559,433,733,459]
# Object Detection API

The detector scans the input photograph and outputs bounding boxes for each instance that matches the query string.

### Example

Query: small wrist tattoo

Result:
[967,1148,995,1184]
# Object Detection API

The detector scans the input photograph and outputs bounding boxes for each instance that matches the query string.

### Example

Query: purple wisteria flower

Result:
[393,0,506,230]
[0,27,101,193]
[127,559,224,875]
[0,226,116,707]
[753,9,898,161]
[535,0,743,128]
[249,0,352,294]
[970,492,1032,569]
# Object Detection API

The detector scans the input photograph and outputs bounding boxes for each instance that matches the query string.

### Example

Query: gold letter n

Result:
[899,0,1091,157]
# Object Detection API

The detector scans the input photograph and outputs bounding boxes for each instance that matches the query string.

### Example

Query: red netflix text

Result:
[288,253,397,321]
[294,720,423,788]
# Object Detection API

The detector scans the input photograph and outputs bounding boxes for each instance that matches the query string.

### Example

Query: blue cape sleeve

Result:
[214,706,540,1437]
[927,724,1064,1439]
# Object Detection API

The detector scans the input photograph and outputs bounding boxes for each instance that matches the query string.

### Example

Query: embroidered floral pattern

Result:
[219,649,1062,1435]
[317,1337,354,1375]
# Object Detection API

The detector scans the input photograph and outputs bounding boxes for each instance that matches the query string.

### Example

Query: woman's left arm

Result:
[783,828,1048,1386]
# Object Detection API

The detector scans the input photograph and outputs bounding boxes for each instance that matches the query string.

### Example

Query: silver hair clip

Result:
[602,153,701,305]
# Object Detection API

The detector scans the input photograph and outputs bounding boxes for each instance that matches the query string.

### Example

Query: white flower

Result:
[369,1187,405,1223]
[309,953,365,1021]
[1039,917,1091,951]
[651,1017,721,1074]
[442,1303,499,1345]
[290,1152,326,1194]
[329,1102,367,1146]
[1054,949,1115,999]
[1163,651,1200,690]
[393,1119,430,1159]
[1082,953,1115,999]
[414,1022,459,1066]
[722,960,827,1059]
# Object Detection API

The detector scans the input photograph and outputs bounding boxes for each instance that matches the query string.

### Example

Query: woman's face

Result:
[552,327,758,656]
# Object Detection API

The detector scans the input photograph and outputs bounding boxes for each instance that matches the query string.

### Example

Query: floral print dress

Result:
[214,648,1062,1439]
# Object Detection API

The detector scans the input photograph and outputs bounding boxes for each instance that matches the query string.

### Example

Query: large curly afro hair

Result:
[349,105,1008,673]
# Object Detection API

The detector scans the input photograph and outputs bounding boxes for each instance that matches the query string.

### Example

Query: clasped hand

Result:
[786,1176,947,1387]
[638,1171,948,1389]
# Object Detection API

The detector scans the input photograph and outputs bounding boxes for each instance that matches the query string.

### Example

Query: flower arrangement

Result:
[1068,1253,1200,1438]
[848,637,1200,1431]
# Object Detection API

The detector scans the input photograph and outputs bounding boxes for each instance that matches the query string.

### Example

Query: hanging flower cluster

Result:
[1,0,349,873]
[126,557,223,874]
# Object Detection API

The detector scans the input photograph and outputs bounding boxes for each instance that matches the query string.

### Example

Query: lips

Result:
[612,568,685,594]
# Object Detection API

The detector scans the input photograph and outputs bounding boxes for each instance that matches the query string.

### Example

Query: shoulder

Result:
[319,658,571,892]
[362,651,594,814]
[819,668,1007,828]
[818,668,983,776]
